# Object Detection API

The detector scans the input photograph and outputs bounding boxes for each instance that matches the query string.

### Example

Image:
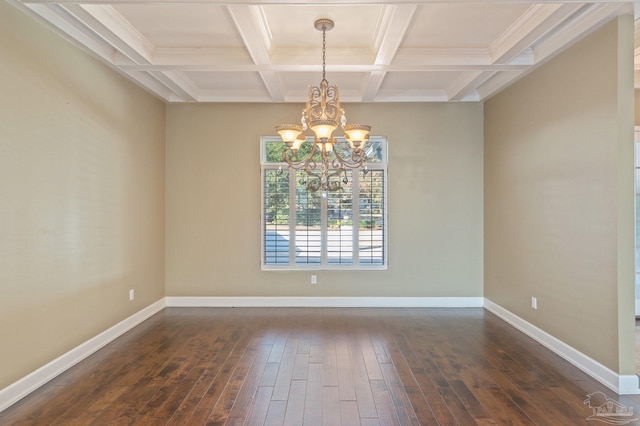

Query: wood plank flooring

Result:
[2,307,640,425]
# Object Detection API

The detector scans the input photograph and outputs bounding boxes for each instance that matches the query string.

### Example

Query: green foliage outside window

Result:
[264,170,289,225]
[264,138,384,229]
[264,140,321,164]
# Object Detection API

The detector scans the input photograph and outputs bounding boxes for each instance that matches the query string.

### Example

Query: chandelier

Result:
[275,19,371,193]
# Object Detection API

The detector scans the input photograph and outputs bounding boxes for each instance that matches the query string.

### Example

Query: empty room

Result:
[1,0,640,424]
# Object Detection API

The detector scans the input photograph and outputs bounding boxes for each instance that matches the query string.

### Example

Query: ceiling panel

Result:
[263,5,384,49]
[113,4,242,48]
[403,3,533,48]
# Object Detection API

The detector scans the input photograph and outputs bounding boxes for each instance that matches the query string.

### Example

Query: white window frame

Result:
[261,136,388,271]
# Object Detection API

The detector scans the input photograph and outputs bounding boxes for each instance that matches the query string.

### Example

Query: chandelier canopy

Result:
[276,19,372,193]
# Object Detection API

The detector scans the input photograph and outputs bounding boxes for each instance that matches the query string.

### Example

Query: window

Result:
[261,136,387,270]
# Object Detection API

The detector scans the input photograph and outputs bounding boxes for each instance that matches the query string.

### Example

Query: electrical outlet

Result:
[311,275,317,284]
[531,297,537,310]
[129,289,135,301]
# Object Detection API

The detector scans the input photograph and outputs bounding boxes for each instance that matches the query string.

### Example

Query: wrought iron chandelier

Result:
[275,19,371,193]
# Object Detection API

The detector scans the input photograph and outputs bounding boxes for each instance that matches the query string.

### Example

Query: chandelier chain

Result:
[322,27,326,82]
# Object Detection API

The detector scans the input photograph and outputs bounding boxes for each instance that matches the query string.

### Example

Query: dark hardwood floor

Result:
[2,307,640,425]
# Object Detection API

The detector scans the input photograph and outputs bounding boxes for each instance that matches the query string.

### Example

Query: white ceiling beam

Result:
[474,71,525,101]
[63,3,202,101]
[363,71,387,102]
[393,48,490,66]
[446,71,496,101]
[374,90,449,102]
[13,0,633,104]
[271,48,374,66]
[226,5,271,64]
[532,3,630,64]
[266,88,367,103]
[259,72,284,101]
[197,90,274,102]
[118,63,529,72]
[147,71,198,101]
[18,3,117,63]
[459,91,480,102]
[147,47,501,69]
[507,49,535,66]
[149,47,254,68]
[62,4,153,64]
[18,0,630,4]
[373,5,417,65]
[476,2,630,101]
[363,4,418,101]
[81,4,155,61]
[12,1,192,102]
[13,1,181,102]
[489,3,583,65]
[122,71,175,101]
[226,4,283,101]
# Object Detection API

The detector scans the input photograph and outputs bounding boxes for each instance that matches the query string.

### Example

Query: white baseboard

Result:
[165,296,484,308]
[0,299,166,412]
[483,298,640,395]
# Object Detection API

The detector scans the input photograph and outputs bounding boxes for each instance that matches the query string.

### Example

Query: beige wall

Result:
[0,2,166,388]
[484,17,635,373]
[635,90,640,125]
[166,102,484,297]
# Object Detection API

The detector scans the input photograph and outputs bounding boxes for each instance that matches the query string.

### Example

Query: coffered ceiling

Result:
[9,0,636,103]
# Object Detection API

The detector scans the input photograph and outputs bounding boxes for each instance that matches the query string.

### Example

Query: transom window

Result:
[261,136,388,270]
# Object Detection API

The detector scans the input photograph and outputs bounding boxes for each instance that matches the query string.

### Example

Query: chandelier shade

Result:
[309,120,337,139]
[275,18,372,193]
[344,124,371,149]
[275,124,303,147]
